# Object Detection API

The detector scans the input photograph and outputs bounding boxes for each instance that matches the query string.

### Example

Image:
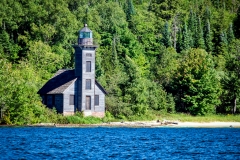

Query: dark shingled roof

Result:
[38,69,76,94]
[96,80,107,95]
[38,69,107,95]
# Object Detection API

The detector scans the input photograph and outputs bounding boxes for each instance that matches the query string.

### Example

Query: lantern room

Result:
[78,24,93,45]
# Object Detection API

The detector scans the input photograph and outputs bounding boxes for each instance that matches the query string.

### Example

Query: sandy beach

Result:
[97,121,240,128]
[49,121,240,128]
[176,122,240,128]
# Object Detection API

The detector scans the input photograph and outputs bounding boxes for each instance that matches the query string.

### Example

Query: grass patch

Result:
[100,110,240,123]
[66,116,102,124]
[154,112,240,122]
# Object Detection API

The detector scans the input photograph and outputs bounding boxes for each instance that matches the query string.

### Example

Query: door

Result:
[86,96,91,110]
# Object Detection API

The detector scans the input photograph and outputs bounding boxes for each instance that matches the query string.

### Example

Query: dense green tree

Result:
[156,47,179,87]
[149,0,183,20]
[0,59,49,124]
[222,39,240,114]
[130,2,159,56]
[172,49,221,115]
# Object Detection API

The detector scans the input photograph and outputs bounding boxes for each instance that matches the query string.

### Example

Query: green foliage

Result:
[156,47,179,86]
[66,115,102,124]
[155,112,240,122]
[221,39,240,114]
[0,0,240,125]
[233,6,240,39]
[172,49,221,115]
[102,111,115,122]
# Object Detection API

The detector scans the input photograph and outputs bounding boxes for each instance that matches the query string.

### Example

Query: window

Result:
[80,32,90,38]
[86,61,91,72]
[86,96,91,110]
[70,95,74,105]
[86,53,92,57]
[86,79,91,89]
[95,95,99,106]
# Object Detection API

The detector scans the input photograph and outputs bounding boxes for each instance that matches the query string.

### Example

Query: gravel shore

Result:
[51,121,240,128]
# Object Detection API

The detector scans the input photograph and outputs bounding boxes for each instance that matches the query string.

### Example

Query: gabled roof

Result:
[38,69,107,95]
[38,69,76,94]
[95,80,108,95]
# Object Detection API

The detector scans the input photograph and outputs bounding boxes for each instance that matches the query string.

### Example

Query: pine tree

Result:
[181,22,191,51]
[218,31,228,55]
[125,0,135,21]
[223,40,240,114]
[161,22,172,48]
[196,17,205,49]
[227,23,235,43]
[176,26,182,53]
[187,10,196,48]
[204,19,213,53]
[203,6,211,21]
[220,31,228,45]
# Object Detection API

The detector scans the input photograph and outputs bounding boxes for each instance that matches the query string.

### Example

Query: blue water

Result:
[0,127,240,159]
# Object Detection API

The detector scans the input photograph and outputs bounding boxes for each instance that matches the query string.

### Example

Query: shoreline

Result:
[2,121,240,128]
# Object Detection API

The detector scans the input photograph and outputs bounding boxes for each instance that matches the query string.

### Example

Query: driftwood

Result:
[161,120,178,125]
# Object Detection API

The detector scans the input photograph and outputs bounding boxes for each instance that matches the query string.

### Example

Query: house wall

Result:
[42,94,63,113]
[55,94,63,113]
[63,81,76,115]
[93,84,105,117]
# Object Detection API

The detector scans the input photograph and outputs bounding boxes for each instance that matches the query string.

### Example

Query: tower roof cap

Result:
[80,24,92,32]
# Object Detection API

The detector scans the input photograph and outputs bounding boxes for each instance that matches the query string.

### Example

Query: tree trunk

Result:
[232,96,237,114]
[172,16,178,50]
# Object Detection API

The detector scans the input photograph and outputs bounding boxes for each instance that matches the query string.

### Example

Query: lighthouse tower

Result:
[73,24,99,116]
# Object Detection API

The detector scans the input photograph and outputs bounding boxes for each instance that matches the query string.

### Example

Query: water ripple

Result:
[0,127,240,159]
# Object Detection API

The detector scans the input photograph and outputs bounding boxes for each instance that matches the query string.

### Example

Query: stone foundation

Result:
[63,111,105,118]
[63,111,75,116]
[92,112,105,118]
[83,111,92,117]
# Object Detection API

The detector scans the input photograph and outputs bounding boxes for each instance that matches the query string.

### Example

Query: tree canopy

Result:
[1,0,240,124]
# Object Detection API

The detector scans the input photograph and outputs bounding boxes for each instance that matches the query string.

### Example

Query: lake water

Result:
[1,127,240,159]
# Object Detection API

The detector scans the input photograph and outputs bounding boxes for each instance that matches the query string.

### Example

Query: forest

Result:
[1,0,240,124]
